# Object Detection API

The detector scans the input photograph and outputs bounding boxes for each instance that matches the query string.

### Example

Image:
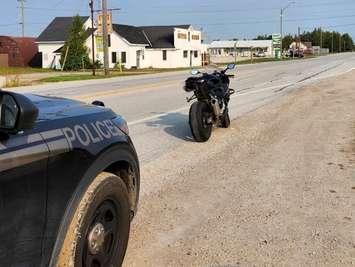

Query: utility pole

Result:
[320,27,322,56]
[18,0,25,37]
[234,41,237,65]
[89,0,96,76]
[280,9,283,58]
[102,0,109,76]
[331,31,334,53]
[298,26,300,56]
[280,1,295,59]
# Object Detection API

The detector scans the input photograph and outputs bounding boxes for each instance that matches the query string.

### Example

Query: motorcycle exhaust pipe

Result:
[211,97,222,117]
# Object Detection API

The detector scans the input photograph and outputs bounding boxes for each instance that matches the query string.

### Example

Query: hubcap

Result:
[83,200,119,267]
[88,223,106,255]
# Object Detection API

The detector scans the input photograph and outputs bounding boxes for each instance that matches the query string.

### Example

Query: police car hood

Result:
[25,94,114,121]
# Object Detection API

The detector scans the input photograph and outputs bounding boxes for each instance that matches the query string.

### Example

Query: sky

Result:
[1,0,354,42]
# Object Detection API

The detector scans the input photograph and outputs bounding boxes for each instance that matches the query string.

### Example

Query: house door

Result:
[136,50,141,69]
[190,51,193,67]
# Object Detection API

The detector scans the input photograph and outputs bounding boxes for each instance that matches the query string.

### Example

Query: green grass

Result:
[40,68,193,83]
[0,67,52,75]
[39,71,161,83]
[40,74,107,83]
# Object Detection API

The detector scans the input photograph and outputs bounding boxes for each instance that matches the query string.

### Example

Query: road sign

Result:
[97,12,113,35]
[272,34,282,59]
[272,33,281,46]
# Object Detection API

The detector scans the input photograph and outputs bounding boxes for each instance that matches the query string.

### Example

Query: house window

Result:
[188,32,191,41]
[121,52,126,63]
[112,52,117,63]
[178,33,187,39]
[108,34,111,47]
[194,51,198,58]
[183,50,188,58]
[162,50,167,61]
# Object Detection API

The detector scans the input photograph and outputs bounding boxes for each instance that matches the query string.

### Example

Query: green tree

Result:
[60,15,90,71]
[341,33,354,51]
[254,34,272,40]
[299,28,354,53]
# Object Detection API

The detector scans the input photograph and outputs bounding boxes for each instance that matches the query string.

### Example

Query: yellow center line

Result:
[72,79,183,101]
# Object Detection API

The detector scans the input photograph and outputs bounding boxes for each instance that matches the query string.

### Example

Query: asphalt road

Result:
[14,53,355,265]
[16,53,355,164]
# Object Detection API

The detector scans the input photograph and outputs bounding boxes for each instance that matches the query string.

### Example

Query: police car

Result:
[0,90,140,267]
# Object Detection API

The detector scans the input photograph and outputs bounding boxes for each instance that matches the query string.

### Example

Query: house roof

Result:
[112,24,149,45]
[139,25,190,49]
[37,16,89,42]
[37,16,193,49]
[112,24,191,48]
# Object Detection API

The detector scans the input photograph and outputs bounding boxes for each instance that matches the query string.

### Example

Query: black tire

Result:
[189,101,213,142]
[56,172,130,267]
[220,110,230,128]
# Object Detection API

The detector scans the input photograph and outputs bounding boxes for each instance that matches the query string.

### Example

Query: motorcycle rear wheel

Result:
[189,101,213,142]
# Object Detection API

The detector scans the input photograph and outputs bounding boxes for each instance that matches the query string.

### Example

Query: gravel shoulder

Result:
[123,71,355,266]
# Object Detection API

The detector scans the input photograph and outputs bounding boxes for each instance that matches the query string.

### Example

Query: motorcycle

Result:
[184,63,236,142]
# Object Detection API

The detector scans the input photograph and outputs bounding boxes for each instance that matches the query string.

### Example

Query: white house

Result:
[209,40,273,56]
[36,16,203,69]
[208,40,273,63]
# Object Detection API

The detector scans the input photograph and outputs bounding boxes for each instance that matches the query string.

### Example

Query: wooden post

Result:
[102,0,109,76]
[61,46,69,71]
[250,47,253,64]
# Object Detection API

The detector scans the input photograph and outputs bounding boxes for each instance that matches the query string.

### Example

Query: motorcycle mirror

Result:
[191,69,200,75]
[227,63,236,70]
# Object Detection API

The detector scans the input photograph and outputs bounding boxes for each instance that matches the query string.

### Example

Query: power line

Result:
[23,7,76,11]
[53,0,67,8]
[195,14,355,27]
[301,23,355,30]
[124,0,354,14]
[0,23,19,27]
[0,22,47,27]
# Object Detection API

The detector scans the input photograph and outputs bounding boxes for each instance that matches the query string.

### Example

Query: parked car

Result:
[254,51,266,57]
[0,91,140,266]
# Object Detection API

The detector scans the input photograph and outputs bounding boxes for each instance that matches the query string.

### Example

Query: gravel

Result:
[123,71,355,267]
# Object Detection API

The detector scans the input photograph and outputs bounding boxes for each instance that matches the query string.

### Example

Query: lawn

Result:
[0,67,52,75]
[40,71,161,83]
[40,68,192,83]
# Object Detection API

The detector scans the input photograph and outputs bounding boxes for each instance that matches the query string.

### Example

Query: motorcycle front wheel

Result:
[189,101,213,142]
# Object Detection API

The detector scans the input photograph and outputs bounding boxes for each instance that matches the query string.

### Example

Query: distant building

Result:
[208,40,273,63]
[289,41,313,54]
[0,36,38,67]
[36,16,203,69]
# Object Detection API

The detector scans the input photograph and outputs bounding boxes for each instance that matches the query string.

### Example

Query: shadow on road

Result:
[146,113,194,141]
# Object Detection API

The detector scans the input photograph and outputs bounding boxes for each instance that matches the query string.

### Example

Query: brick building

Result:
[0,36,38,67]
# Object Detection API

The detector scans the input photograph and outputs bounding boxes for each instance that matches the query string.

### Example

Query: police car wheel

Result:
[57,172,130,267]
